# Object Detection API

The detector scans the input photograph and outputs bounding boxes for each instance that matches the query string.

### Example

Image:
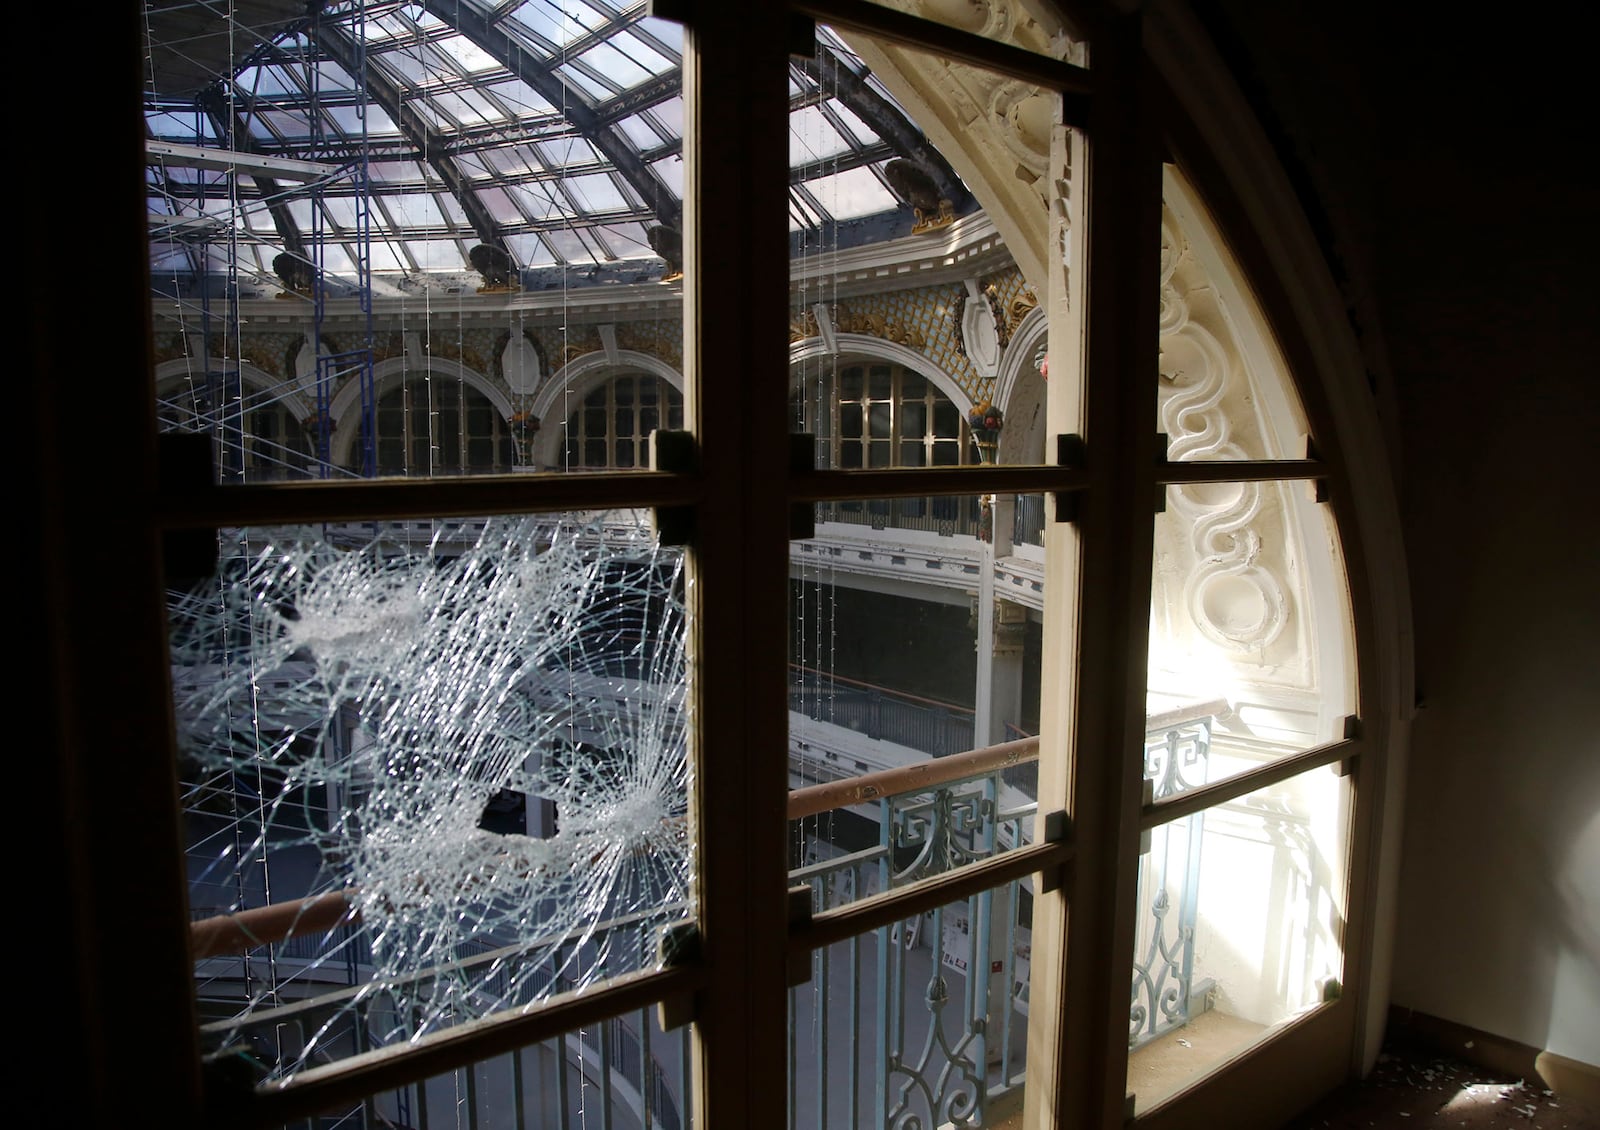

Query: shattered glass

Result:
[172,512,691,1083]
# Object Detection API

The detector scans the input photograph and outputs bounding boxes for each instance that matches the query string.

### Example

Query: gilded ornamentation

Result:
[789,308,821,343]
[984,283,1010,351]
[834,304,927,349]
[368,334,400,364]
[1006,288,1038,336]
[616,319,684,371]
[153,334,187,365]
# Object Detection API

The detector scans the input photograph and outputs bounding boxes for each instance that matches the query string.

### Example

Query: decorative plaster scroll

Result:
[842,0,1079,290]
[1158,213,1291,655]
[804,302,930,350]
[989,80,1055,176]
[790,307,821,344]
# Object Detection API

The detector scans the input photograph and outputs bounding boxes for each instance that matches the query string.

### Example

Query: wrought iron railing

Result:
[789,664,976,758]
[1010,494,1045,548]
[188,708,1217,1128]
[1130,711,1217,1047]
[786,747,1037,1129]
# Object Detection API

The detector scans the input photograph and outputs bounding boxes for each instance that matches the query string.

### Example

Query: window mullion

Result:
[681,6,794,1129]
[1023,11,1166,1130]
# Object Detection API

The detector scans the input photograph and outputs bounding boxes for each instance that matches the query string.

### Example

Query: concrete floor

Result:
[1285,1036,1600,1130]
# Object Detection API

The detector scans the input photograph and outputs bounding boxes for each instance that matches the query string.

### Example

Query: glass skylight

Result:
[141,2,969,281]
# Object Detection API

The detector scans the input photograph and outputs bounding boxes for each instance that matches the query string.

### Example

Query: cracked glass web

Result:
[171,512,691,1082]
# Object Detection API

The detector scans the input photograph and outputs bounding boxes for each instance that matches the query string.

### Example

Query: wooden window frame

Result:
[42,2,1407,1128]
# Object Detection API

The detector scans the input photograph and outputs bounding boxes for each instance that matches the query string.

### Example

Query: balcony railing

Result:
[1011,494,1045,549]
[786,742,1037,1127]
[189,709,1216,1129]
[816,497,982,539]
[789,664,976,759]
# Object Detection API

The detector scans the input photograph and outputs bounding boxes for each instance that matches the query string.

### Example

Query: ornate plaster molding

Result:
[1154,208,1304,674]
[841,0,1080,291]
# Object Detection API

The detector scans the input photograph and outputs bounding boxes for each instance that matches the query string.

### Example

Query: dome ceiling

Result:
[143,0,971,293]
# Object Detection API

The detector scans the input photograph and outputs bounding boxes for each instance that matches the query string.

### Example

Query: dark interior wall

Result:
[1207,3,1600,1064]
[790,580,978,707]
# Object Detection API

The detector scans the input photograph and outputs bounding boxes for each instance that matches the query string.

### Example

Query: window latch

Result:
[1054,434,1084,523]
[650,429,697,546]
[158,431,219,586]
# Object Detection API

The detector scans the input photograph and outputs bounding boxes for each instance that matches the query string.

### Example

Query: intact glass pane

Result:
[788,882,1034,1129]
[1157,170,1312,460]
[435,33,500,75]
[790,31,1058,472]
[1149,482,1355,788]
[1127,766,1351,1114]
[174,514,693,1084]
[574,39,660,89]
[789,494,1045,914]
[504,0,610,50]
[483,77,557,117]
[784,27,1069,947]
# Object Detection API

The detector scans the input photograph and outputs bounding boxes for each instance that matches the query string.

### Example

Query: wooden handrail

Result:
[188,701,1234,959]
[191,889,358,960]
[189,733,1042,957]
[786,735,1039,819]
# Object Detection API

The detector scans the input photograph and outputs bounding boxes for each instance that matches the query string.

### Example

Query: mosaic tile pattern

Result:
[791,266,1036,406]
[832,281,977,397]
[617,317,684,372]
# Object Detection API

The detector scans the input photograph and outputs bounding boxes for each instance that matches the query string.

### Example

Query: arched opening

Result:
[82,5,1423,1130]
[155,361,315,481]
[793,356,981,535]
[360,373,517,477]
[560,371,684,471]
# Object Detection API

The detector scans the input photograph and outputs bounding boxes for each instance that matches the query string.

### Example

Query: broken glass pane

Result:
[171,512,691,1083]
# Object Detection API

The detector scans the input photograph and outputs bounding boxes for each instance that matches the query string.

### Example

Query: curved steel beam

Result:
[195,88,305,256]
[308,20,508,254]
[794,44,970,211]
[421,0,681,231]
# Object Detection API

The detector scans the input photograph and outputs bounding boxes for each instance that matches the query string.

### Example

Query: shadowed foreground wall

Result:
[1208,1,1599,1068]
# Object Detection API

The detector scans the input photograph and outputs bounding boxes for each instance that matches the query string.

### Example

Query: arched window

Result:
[562,373,684,470]
[81,6,1417,1130]
[371,376,516,476]
[793,361,971,469]
[156,373,314,481]
[794,360,979,533]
